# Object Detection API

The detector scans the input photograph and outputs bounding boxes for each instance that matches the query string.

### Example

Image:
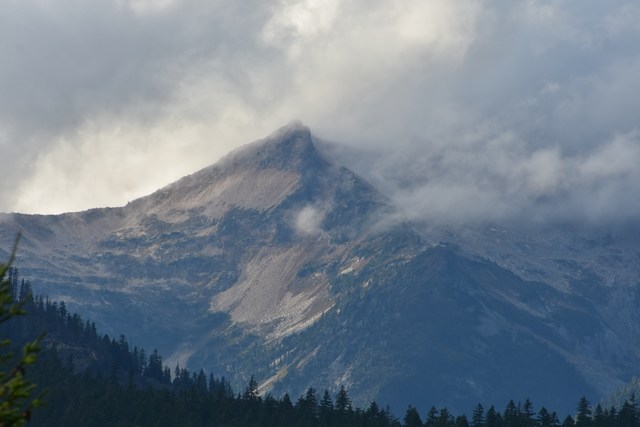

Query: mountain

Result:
[1,121,639,414]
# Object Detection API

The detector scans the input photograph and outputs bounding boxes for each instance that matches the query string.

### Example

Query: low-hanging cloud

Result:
[347,129,640,226]
[0,0,638,225]
[294,204,328,236]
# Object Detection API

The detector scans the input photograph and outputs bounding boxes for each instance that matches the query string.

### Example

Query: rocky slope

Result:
[1,122,639,414]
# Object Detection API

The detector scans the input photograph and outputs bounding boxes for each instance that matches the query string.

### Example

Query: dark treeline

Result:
[2,266,640,427]
[405,396,640,427]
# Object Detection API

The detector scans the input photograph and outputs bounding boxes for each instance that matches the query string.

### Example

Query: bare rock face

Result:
[2,122,640,414]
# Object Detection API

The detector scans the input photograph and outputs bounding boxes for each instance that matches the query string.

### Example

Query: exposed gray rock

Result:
[1,122,639,414]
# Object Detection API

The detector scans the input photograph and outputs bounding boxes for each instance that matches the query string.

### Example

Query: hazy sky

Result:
[1,0,639,224]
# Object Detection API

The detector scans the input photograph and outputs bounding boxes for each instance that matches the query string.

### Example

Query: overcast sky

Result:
[1,0,639,225]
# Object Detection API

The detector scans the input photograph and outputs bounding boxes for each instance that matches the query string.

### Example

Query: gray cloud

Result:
[336,129,640,227]
[0,0,638,225]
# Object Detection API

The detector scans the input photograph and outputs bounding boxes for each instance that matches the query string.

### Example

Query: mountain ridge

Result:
[1,123,639,414]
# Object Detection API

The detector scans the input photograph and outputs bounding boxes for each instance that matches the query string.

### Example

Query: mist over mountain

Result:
[2,1,639,222]
[1,123,639,414]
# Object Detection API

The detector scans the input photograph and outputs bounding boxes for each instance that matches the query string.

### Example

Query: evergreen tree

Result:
[592,404,605,427]
[173,363,181,387]
[243,375,260,402]
[438,407,455,426]
[522,398,535,427]
[84,321,97,343]
[335,384,352,414]
[144,349,163,381]
[503,400,520,426]
[618,393,639,427]
[138,348,147,373]
[57,301,67,321]
[14,279,31,306]
[195,369,206,393]
[366,400,390,427]
[471,403,484,427]
[607,406,617,427]
[319,390,334,426]
[575,396,592,427]
[403,405,423,427]
[455,414,470,427]
[320,389,333,412]
[425,406,438,426]
[538,407,561,427]
[280,392,295,425]
[486,405,503,427]
[161,366,170,385]
[0,246,42,425]
[297,387,319,425]
[367,400,380,418]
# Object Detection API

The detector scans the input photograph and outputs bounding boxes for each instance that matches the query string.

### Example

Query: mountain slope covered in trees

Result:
[4,268,640,427]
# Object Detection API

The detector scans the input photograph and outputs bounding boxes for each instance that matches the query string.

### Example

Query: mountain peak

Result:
[273,119,310,138]
[227,120,319,172]
[128,121,332,218]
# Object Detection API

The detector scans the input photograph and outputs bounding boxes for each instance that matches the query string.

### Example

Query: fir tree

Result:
[618,393,639,427]
[538,407,560,427]
[455,414,470,427]
[144,349,163,381]
[438,407,455,426]
[425,406,438,426]
[335,384,351,414]
[575,396,592,427]
[522,398,535,427]
[471,403,484,427]
[486,405,503,427]
[243,375,260,402]
[403,405,422,427]
[503,399,519,426]
[0,244,42,425]
[319,389,334,426]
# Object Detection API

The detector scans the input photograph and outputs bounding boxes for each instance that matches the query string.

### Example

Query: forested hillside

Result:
[2,266,640,426]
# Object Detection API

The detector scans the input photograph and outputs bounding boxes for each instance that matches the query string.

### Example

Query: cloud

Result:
[0,0,638,225]
[294,204,327,236]
[373,129,640,225]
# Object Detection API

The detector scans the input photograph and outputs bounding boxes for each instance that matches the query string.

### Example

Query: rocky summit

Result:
[1,122,639,414]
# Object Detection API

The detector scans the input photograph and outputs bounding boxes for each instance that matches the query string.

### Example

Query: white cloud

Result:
[359,128,640,226]
[0,0,639,224]
[294,204,327,236]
